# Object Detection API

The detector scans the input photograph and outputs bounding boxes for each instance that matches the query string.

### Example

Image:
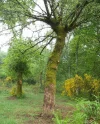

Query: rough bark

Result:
[43,27,66,115]
[16,72,22,97]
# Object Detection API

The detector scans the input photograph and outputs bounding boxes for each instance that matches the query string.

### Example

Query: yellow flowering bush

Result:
[84,74,92,88]
[64,75,84,97]
[64,78,75,96]
[5,76,12,87]
[10,86,25,97]
[83,74,93,97]
[10,86,17,96]
[5,76,12,82]
[63,74,100,99]
[74,75,84,90]
[92,79,100,96]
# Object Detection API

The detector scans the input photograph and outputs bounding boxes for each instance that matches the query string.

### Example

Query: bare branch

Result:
[43,0,50,17]
[0,20,36,35]
[40,37,54,54]
[21,31,54,54]
[66,0,94,30]
[32,0,46,14]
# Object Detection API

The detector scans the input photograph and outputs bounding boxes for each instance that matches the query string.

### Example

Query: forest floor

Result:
[0,84,76,124]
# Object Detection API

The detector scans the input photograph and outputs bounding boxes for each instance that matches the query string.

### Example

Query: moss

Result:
[45,29,66,88]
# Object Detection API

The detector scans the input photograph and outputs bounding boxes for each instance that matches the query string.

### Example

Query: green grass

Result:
[2,83,100,124]
[0,83,77,124]
[0,84,44,124]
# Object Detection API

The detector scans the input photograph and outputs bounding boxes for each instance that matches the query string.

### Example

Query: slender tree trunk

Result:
[43,28,66,115]
[39,72,43,88]
[75,41,79,74]
[16,72,22,97]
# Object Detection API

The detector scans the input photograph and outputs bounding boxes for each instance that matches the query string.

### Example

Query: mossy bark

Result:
[16,73,22,97]
[43,27,66,114]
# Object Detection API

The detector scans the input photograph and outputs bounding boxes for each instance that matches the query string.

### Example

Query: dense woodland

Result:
[0,0,100,123]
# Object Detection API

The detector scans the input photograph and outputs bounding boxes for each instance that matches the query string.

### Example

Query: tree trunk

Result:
[16,73,22,97]
[43,28,66,115]
[75,41,79,74]
[39,72,43,89]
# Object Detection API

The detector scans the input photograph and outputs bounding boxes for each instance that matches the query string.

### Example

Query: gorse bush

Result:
[10,86,17,96]
[4,76,12,87]
[10,86,25,98]
[63,74,100,100]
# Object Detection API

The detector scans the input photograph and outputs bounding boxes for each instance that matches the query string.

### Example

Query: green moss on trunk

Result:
[43,27,66,114]
[16,73,22,97]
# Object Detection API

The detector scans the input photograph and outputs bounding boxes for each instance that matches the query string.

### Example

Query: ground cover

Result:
[0,84,75,124]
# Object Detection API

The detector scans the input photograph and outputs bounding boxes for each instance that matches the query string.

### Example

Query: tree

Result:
[0,51,7,79]
[5,38,31,97]
[5,38,49,96]
[0,0,100,114]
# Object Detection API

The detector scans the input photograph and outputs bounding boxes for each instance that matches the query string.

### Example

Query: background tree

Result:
[5,38,50,96]
[0,51,7,79]
[5,38,31,97]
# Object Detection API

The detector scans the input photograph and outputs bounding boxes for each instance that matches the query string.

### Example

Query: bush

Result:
[10,86,25,98]
[4,76,12,87]
[63,74,100,100]
[10,86,17,96]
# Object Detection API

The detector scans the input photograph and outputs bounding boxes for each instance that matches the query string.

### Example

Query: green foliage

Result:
[0,0,35,35]
[4,38,50,87]
[57,21,100,83]
[28,49,49,84]
[0,51,7,79]
[25,77,36,85]
[53,112,69,124]
[82,100,100,122]
[4,38,31,77]
[74,98,100,123]
[53,98,100,124]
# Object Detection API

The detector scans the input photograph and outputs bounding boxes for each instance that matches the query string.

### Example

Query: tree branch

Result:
[65,0,94,31]
[43,0,50,17]
[21,31,54,54]
[40,37,54,54]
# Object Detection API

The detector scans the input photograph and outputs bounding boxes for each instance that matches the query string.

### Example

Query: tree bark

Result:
[43,27,66,115]
[16,72,22,97]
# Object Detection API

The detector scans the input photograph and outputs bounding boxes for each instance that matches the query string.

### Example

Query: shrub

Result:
[63,75,84,97]
[10,86,25,98]
[4,76,12,87]
[10,86,17,96]
[63,74,100,100]
[53,98,100,124]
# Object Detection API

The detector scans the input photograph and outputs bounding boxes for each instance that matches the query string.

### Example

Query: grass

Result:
[0,83,76,124]
[0,84,44,124]
[1,83,100,124]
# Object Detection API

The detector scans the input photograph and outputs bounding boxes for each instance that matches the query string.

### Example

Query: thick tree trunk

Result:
[16,73,22,97]
[43,28,66,115]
